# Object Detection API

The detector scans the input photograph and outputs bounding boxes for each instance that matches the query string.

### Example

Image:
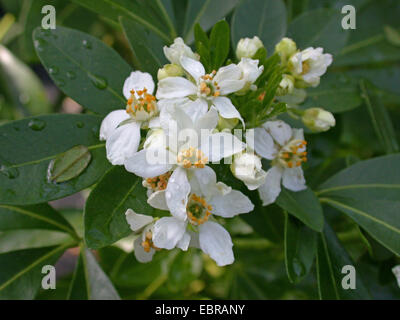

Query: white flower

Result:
[392,265,400,288]
[236,36,264,59]
[235,58,264,95]
[124,104,245,220]
[151,166,254,266]
[157,64,184,81]
[231,151,267,190]
[156,56,247,126]
[125,209,158,263]
[275,37,297,64]
[254,120,307,205]
[276,74,295,96]
[100,71,159,165]
[289,47,333,87]
[164,37,199,66]
[302,108,336,132]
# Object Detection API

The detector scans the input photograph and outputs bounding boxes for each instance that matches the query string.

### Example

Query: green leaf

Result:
[0,114,110,205]
[68,247,120,300]
[194,24,211,72]
[231,0,287,54]
[209,20,230,71]
[0,203,76,234]
[317,154,400,255]
[120,16,167,79]
[48,145,92,184]
[33,26,132,115]
[360,80,399,154]
[70,0,172,42]
[303,72,362,113]
[276,187,324,232]
[0,230,71,254]
[183,0,240,43]
[284,214,317,283]
[0,45,51,116]
[0,243,71,299]
[84,166,156,249]
[316,223,371,299]
[287,8,348,55]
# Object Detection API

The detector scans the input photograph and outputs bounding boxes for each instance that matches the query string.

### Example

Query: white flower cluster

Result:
[99,36,332,266]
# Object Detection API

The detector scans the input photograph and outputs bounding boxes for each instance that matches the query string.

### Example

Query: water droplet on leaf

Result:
[66,71,76,80]
[0,165,19,179]
[28,119,46,131]
[89,74,108,90]
[76,121,84,128]
[49,66,59,75]
[82,40,92,49]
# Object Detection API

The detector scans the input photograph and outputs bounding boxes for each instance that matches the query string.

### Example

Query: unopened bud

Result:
[275,37,297,64]
[236,36,264,59]
[302,108,335,132]
[157,64,184,80]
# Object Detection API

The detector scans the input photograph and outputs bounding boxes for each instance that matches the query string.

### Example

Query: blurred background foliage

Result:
[0,0,399,300]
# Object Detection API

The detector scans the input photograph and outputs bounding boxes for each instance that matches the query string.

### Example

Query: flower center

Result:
[198,70,220,98]
[301,61,310,75]
[186,194,212,226]
[144,172,172,191]
[278,139,307,168]
[126,88,158,121]
[177,147,208,169]
[141,230,159,253]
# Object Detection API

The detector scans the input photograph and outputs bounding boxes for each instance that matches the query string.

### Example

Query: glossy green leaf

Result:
[231,0,287,54]
[360,80,399,154]
[84,166,156,249]
[317,154,400,255]
[48,145,92,184]
[0,45,51,116]
[0,243,71,299]
[183,0,240,43]
[0,114,110,205]
[194,24,211,72]
[316,223,371,299]
[68,247,120,300]
[303,72,362,113]
[287,8,348,55]
[0,203,76,235]
[71,0,172,42]
[33,26,132,115]
[120,16,167,79]
[209,20,230,71]
[276,187,324,232]
[284,214,317,283]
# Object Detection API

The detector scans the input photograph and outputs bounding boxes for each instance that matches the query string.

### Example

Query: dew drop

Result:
[49,66,59,75]
[76,121,85,128]
[66,71,76,80]
[82,40,92,49]
[56,79,66,87]
[34,38,47,52]
[28,119,46,131]
[89,74,108,90]
[91,126,99,136]
[0,165,19,179]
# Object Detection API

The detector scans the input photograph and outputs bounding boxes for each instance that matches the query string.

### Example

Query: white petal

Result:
[210,189,254,218]
[99,110,130,141]
[218,80,246,95]
[152,217,187,250]
[134,236,155,263]
[258,166,283,206]
[123,71,155,99]
[180,56,205,81]
[147,190,168,211]
[106,121,141,165]
[213,97,244,128]
[183,99,209,124]
[292,128,305,141]
[263,120,292,146]
[148,116,160,129]
[194,106,219,132]
[176,231,191,251]
[125,209,154,232]
[282,167,307,191]
[124,149,172,178]
[203,131,245,162]
[156,77,197,99]
[166,167,191,220]
[254,127,277,160]
[214,64,242,83]
[191,166,217,198]
[199,222,234,267]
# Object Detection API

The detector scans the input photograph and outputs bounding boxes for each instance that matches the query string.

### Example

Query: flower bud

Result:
[236,36,264,60]
[164,37,199,65]
[275,37,297,64]
[231,152,267,190]
[276,74,294,96]
[302,108,336,132]
[217,116,239,131]
[157,64,184,80]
